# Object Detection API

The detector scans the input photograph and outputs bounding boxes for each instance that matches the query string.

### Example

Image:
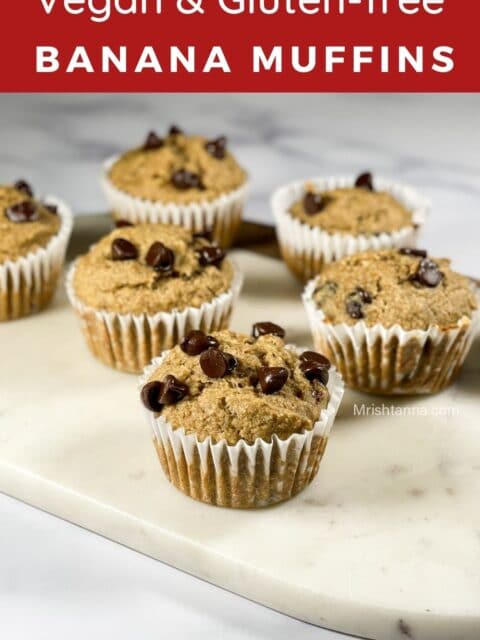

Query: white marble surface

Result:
[0,94,479,276]
[1,248,479,640]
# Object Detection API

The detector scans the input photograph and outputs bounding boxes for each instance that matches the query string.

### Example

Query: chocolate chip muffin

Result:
[290,176,413,235]
[0,180,73,321]
[140,325,344,508]
[303,248,479,395]
[102,125,249,248]
[67,223,243,373]
[272,172,429,281]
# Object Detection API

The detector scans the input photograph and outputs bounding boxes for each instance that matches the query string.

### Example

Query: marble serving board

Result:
[1,222,479,640]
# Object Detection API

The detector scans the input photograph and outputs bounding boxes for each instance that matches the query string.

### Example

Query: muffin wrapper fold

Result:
[101,157,249,249]
[139,347,344,508]
[303,279,480,395]
[0,197,73,321]
[67,263,243,374]
[271,176,430,281]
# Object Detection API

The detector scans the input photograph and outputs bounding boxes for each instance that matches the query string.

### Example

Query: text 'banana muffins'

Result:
[272,172,429,281]
[303,248,479,395]
[68,223,242,373]
[0,181,73,321]
[103,126,248,248]
[140,325,344,508]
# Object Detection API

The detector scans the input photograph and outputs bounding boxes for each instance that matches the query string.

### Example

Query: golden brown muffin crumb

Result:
[313,249,477,330]
[73,224,234,315]
[109,131,247,203]
[0,185,61,265]
[145,330,330,445]
[290,185,413,235]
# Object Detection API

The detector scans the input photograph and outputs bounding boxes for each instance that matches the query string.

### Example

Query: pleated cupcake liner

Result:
[139,346,345,509]
[101,156,249,249]
[303,278,480,395]
[67,262,244,374]
[271,175,430,281]
[0,196,73,321]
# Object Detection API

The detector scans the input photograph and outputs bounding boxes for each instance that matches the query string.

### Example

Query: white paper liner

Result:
[66,260,244,374]
[139,346,345,508]
[303,278,480,395]
[271,176,430,280]
[0,196,74,321]
[101,156,249,248]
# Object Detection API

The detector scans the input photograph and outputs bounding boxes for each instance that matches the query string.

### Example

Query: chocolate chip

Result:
[205,136,227,160]
[197,245,226,268]
[200,348,231,378]
[355,172,374,191]
[193,228,213,242]
[258,367,289,395]
[180,330,219,356]
[419,268,443,288]
[141,381,164,412]
[44,203,58,216]
[345,286,373,319]
[169,125,183,136]
[115,219,133,228]
[5,201,39,223]
[249,373,259,387]
[300,351,331,370]
[399,248,428,258]
[159,375,189,405]
[304,191,324,215]
[252,322,286,340]
[346,299,365,320]
[356,287,372,304]
[223,352,238,374]
[14,179,34,198]
[146,242,175,274]
[412,258,444,288]
[143,131,164,150]
[112,238,138,261]
[300,360,329,385]
[171,169,203,190]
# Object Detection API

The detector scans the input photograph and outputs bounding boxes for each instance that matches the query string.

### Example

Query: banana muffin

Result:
[303,248,479,394]
[289,177,412,236]
[272,172,429,281]
[68,223,242,373]
[140,325,344,508]
[102,125,248,248]
[0,180,73,321]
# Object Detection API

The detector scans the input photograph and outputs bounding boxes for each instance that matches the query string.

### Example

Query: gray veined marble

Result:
[0,93,478,276]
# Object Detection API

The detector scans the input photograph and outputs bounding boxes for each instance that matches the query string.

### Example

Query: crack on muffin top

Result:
[312,249,477,330]
[143,329,331,445]
[290,183,413,235]
[108,128,247,203]
[73,224,234,315]
[0,184,61,265]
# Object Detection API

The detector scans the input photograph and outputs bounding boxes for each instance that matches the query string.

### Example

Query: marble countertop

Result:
[0,493,341,640]
[0,94,478,640]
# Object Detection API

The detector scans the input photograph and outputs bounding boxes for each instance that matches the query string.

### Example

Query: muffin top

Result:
[0,182,61,265]
[312,249,477,331]
[108,126,247,204]
[73,224,235,315]
[289,173,413,235]
[141,326,331,445]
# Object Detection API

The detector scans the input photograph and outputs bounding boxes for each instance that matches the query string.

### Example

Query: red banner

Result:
[1,1,478,92]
